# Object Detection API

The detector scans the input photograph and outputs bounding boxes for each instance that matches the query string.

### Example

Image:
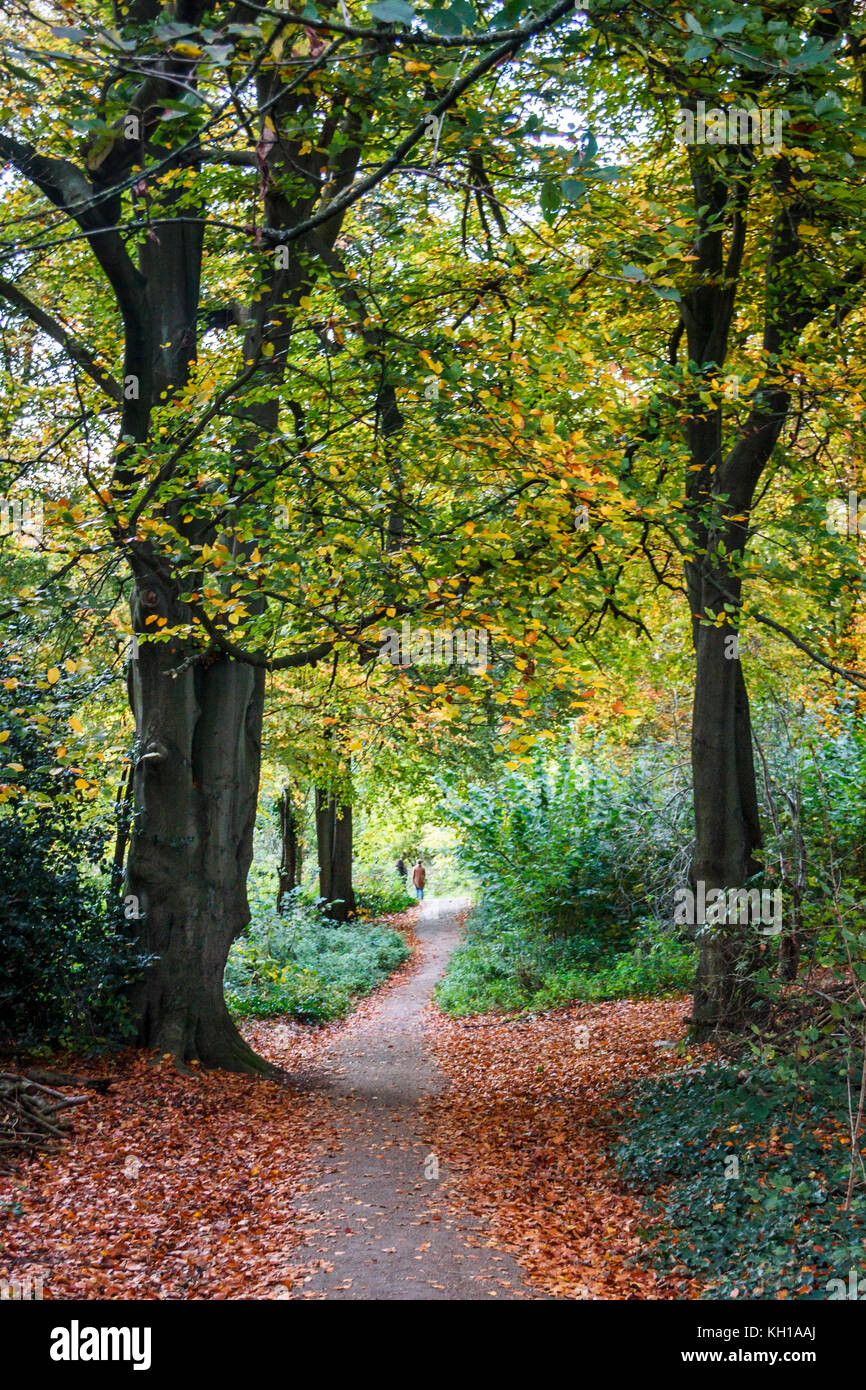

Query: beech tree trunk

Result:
[675,125,816,1038]
[276,785,303,913]
[315,789,355,922]
[688,610,764,1039]
[125,578,273,1075]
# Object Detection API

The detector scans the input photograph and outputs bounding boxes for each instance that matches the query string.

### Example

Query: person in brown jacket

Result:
[411,859,426,901]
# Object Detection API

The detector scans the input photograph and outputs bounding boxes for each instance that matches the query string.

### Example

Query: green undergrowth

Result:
[225,887,410,1025]
[435,905,695,1015]
[616,1059,866,1299]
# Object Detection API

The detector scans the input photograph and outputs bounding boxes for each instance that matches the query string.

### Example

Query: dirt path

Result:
[288,897,541,1299]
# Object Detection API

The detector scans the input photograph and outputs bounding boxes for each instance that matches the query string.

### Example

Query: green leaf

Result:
[540,178,562,223]
[710,14,747,36]
[560,178,586,203]
[425,5,463,33]
[370,0,416,22]
[684,38,712,62]
[424,0,475,32]
[48,25,89,41]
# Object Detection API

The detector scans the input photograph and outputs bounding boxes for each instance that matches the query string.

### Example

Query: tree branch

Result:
[0,277,122,403]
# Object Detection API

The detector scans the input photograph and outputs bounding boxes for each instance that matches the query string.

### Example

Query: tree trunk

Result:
[276,785,303,913]
[125,584,275,1075]
[689,615,764,1039]
[315,789,355,922]
[109,759,133,910]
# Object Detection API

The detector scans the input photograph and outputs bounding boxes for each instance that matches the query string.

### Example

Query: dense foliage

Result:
[0,651,145,1050]
[436,743,696,1011]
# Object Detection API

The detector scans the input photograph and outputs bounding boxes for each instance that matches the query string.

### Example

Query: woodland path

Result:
[288,897,542,1299]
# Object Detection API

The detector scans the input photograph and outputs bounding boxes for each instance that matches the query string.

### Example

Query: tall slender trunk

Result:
[109,760,134,910]
[688,607,764,1038]
[115,180,277,1073]
[315,789,355,921]
[276,784,303,912]
[119,54,366,1070]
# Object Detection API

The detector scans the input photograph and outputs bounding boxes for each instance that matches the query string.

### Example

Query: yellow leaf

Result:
[68,716,84,734]
[46,667,61,684]
[0,731,9,743]
[74,778,88,790]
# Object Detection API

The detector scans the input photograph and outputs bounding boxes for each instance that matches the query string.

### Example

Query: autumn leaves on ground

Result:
[0,901,703,1301]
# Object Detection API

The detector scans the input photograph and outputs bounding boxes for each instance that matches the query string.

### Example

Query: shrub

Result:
[353,866,414,918]
[436,743,694,1013]
[0,652,146,1050]
[225,888,409,1023]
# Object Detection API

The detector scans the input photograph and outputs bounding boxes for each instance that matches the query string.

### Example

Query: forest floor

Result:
[0,898,704,1299]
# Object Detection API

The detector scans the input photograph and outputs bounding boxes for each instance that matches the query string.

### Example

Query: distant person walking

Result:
[395,856,407,885]
[412,859,426,902]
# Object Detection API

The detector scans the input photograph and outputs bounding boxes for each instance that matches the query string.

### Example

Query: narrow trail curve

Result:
[288,897,542,1300]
